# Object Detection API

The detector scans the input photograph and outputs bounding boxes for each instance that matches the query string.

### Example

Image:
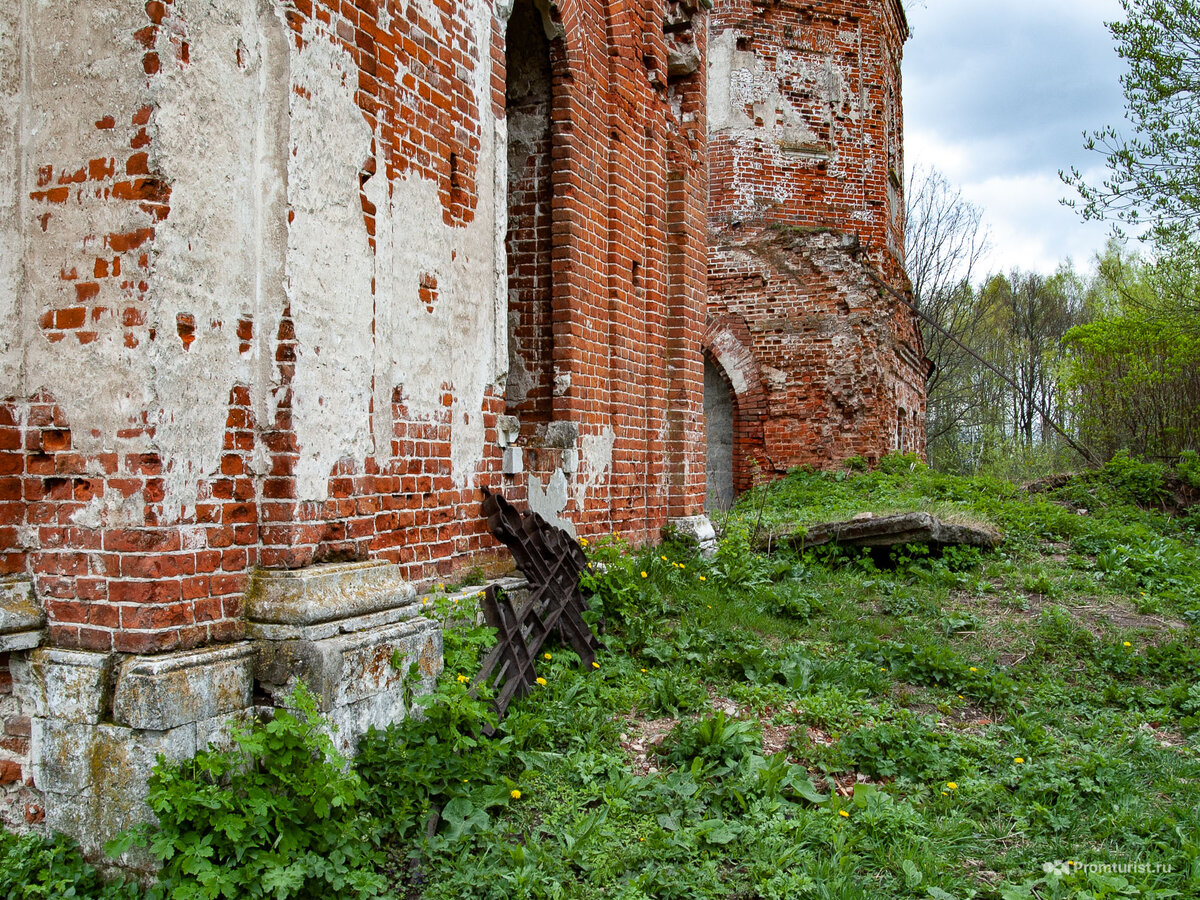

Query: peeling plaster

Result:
[708,27,862,220]
[573,425,614,507]
[7,0,505,514]
[528,468,574,536]
[0,3,22,392]
[285,18,375,500]
[17,1,153,436]
[151,0,289,517]
[371,0,502,488]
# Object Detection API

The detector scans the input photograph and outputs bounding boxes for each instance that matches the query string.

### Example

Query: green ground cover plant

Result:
[9,453,1200,898]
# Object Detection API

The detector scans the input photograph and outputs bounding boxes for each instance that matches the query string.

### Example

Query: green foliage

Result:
[660,711,761,769]
[1062,0,1200,243]
[356,675,511,844]
[578,533,661,629]
[1063,306,1200,459]
[1179,449,1200,489]
[0,831,142,899]
[21,463,1199,900]
[110,683,390,900]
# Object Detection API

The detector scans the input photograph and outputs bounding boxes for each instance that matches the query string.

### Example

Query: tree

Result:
[1061,0,1200,243]
[904,165,992,456]
[1063,243,1200,456]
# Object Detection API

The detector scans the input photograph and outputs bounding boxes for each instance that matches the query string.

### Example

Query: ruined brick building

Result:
[703,0,927,508]
[0,0,923,854]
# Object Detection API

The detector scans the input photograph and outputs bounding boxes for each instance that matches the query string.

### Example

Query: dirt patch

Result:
[1071,600,1189,635]
[616,714,678,776]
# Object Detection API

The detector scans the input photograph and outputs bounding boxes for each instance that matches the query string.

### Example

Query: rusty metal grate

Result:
[472,487,601,725]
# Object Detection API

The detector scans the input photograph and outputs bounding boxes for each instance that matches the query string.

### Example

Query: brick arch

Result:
[703,317,769,496]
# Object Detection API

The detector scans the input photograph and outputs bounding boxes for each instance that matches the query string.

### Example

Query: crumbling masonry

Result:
[704,0,928,509]
[0,0,924,855]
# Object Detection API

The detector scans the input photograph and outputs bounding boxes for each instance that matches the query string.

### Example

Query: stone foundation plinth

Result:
[1,561,443,861]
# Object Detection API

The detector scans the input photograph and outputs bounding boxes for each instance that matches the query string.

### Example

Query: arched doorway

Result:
[704,357,735,512]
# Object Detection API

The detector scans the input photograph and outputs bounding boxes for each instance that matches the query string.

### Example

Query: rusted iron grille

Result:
[473,488,601,724]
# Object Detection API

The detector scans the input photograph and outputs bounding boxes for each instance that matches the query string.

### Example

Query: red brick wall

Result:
[706,0,927,487]
[2,0,708,655]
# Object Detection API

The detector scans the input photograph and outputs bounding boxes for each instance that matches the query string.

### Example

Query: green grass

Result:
[11,454,1200,899]
[350,454,1200,899]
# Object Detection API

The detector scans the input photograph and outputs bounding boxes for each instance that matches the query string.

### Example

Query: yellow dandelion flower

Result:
[456,674,469,684]
[838,810,849,818]
[510,789,521,800]
[958,695,965,700]
[946,782,957,790]
[1123,641,1132,647]
[536,677,547,686]
[438,583,445,591]
[699,575,706,581]
[1014,757,1025,764]
[969,666,978,672]
[641,571,648,578]
[661,555,668,562]
[941,791,948,796]
[592,661,600,669]
[580,537,589,547]
[640,668,647,673]
[544,652,552,660]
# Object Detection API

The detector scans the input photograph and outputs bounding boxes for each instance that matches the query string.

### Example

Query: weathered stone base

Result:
[1,561,444,862]
[666,515,718,556]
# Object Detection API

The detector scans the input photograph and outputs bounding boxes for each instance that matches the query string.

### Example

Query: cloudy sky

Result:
[903,0,1135,277]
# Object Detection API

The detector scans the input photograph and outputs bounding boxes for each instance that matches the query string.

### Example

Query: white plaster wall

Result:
[368,0,504,490]
[4,0,507,516]
[284,19,376,500]
[11,0,152,432]
[150,0,289,517]
[0,4,22,392]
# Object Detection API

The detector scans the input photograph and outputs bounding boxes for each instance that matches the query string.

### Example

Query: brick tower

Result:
[704,0,929,509]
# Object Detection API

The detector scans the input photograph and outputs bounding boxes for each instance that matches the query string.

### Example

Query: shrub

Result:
[0,831,142,900]
[110,684,391,900]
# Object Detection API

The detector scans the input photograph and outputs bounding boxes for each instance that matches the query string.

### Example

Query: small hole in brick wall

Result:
[419,273,438,313]
[736,35,752,51]
[176,312,195,350]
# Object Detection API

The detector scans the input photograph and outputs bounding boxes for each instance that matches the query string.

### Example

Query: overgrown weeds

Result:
[10,453,1200,899]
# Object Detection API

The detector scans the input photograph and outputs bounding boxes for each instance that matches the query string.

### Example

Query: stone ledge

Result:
[0,577,43,635]
[665,515,718,556]
[245,602,418,641]
[247,561,417,625]
[0,631,41,653]
[23,649,111,724]
[112,642,255,731]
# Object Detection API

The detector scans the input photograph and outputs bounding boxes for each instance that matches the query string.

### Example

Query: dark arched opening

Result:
[504,0,555,423]
[704,356,735,512]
